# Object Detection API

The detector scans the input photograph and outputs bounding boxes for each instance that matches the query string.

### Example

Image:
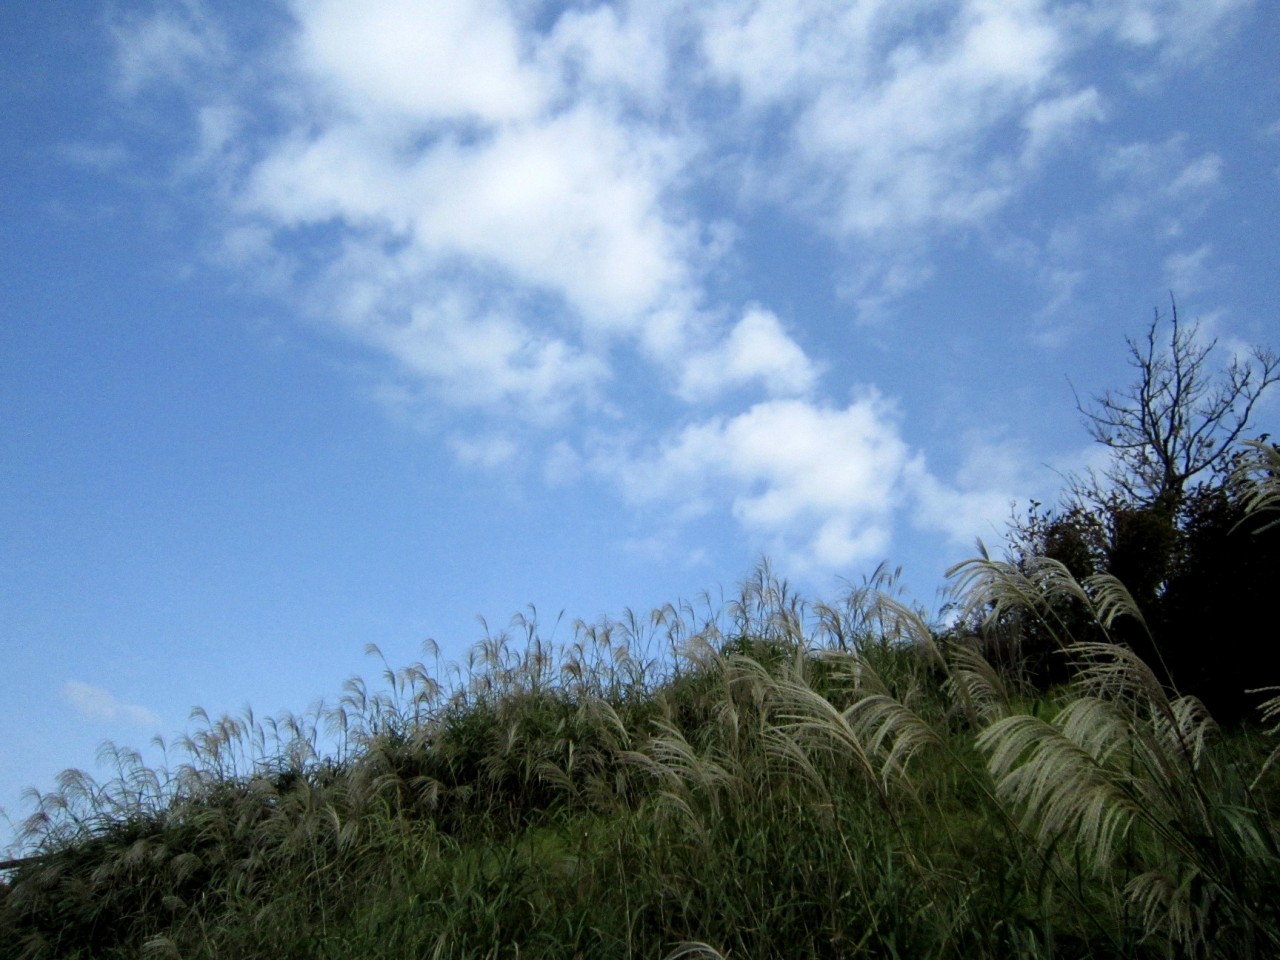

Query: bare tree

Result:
[1073,300,1279,515]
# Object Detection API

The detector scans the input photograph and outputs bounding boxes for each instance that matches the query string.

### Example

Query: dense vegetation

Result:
[3,314,1278,959]
[1000,305,1280,721]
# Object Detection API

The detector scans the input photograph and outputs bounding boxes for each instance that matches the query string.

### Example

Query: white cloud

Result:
[906,439,1033,548]
[842,259,936,327]
[61,682,161,728]
[369,294,611,422]
[545,4,674,110]
[677,307,819,400]
[230,6,705,423]
[449,432,519,469]
[698,0,878,111]
[594,393,1045,574]
[691,0,1247,317]
[602,394,916,571]
[292,0,549,123]
[1021,88,1106,165]
[235,101,695,418]
[400,107,693,326]
[242,123,405,229]
[118,0,1255,346]
[118,0,1248,422]
[242,5,699,336]
[103,0,1257,574]
[702,0,1072,238]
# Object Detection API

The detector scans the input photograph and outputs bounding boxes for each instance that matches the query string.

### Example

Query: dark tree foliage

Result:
[1150,473,1280,721]
[1006,304,1279,721]
[996,502,1110,689]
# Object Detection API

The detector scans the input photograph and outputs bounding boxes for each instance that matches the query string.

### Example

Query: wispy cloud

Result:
[1096,135,1223,233]
[1088,0,1254,66]
[110,2,224,97]
[449,432,519,470]
[61,681,161,728]
[1021,88,1107,167]
[1163,244,1217,298]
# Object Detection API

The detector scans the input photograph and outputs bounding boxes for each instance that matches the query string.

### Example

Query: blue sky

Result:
[2,0,1278,850]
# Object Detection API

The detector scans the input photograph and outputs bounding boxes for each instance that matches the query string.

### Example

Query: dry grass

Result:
[3,540,1278,958]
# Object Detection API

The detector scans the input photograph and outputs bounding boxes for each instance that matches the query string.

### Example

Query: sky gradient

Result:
[3,0,1278,851]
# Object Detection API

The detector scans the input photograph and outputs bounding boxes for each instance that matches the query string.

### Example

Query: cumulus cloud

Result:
[219,5,706,423]
[377,297,609,421]
[115,0,1248,402]
[293,0,549,123]
[677,307,819,401]
[545,4,675,110]
[61,682,161,728]
[597,392,1030,572]
[245,104,693,326]
[103,0,1253,576]
[906,439,1034,549]
[600,395,911,571]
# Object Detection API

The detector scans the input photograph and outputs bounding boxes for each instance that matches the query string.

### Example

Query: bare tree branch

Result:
[1074,299,1279,514]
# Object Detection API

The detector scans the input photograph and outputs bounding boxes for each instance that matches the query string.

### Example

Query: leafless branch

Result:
[1075,300,1279,513]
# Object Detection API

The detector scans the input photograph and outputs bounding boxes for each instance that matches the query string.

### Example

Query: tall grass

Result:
[2,534,1278,957]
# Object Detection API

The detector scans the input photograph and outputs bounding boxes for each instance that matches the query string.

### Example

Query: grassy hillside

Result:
[3,445,1279,959]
